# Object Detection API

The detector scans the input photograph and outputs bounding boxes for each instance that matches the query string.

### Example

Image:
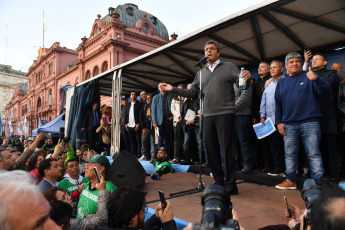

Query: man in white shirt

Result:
[125,91,142,157]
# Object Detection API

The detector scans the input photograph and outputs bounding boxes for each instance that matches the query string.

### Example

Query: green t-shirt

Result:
[76,180,116,219]
[58,177,89,194]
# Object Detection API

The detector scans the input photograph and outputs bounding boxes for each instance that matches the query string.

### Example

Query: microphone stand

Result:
[169,61,206,197]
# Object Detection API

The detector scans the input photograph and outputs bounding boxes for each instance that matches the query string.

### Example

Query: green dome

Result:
[104,3,169,40]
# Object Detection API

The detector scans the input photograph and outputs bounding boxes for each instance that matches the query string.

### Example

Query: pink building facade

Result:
[5,3,176,136]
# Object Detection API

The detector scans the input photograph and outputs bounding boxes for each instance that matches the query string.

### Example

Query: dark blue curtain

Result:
[67,80,100,150]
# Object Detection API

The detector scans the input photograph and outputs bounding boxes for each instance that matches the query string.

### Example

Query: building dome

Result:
[104,3,169,40]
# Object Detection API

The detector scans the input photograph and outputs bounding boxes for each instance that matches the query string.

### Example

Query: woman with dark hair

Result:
[43,187,74,207]
[27,153,45,184]
[96,187,176,230]
[43,175,111,230]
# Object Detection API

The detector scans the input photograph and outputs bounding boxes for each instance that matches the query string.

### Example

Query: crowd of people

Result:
[0,39,345,229]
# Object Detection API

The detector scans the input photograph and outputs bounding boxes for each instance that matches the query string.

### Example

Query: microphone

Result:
[194,56,209,67]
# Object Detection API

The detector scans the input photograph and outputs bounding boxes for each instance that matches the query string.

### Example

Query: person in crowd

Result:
[96,119,112,155]
[11,137,24,152]
[0,132,45,170]
[0,148,13,170]
[275,52,331,190]
[303,52,342,182]
[43,187,74,207]
[233,73,254,173]
[180,84,201,165]
[76,154,116,219]
[49,200,73,230]
[170,84,185,163]
[82,102,102,150]
[139,93,155,161]
[252,61,273,173]
[331,62,343,71]
[10,150,21,161]
[152,83,174,159]
[1,138,9,147]
[161,40,251,195]
[38,158,62,192]
[151,147,174,179]
[27,153,46,183]
[43,138,56,153]
[0,170,61,229]
[259,60,285,176]
[102,106,112,124]
[78,149,90,175]
[125,91,142,157]
[58,158,89,199]
[96,187,177,230]
[120,95,130,151]
[139,90,147,104]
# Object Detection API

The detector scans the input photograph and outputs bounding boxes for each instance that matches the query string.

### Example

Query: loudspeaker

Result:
[109,150,146,188]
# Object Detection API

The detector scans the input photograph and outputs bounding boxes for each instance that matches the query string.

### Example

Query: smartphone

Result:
[284,196,292,218]
[94,167,101,183]
[304,47,311,53]
[45,133,52,139]
[158,190,167,211]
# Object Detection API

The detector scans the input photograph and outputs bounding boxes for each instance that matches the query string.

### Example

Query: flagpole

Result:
[43,10,44,48]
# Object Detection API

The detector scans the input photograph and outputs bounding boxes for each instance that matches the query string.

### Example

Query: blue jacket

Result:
[275,71,331,125]
[152,93,173,125]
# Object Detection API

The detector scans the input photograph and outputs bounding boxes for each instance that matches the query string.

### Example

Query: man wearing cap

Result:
[151,147,174,179]
[76,154,116,219]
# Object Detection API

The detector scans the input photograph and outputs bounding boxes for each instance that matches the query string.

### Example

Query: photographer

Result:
[261,181,345,230]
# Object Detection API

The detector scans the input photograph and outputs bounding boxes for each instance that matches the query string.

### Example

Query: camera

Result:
[301,179,321,229]
[192,184,239,230]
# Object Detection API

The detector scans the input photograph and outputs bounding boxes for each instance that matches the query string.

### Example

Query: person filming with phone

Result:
[96,187,177,230]
[76,154,117,219]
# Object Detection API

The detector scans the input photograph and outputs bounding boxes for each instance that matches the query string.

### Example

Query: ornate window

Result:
[93,66,99,77]
[102,61,108,72]
[126,7,134,16]
[85,70,91,80]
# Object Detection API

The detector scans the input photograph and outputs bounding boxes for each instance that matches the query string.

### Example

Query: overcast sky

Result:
[0,0,264,72]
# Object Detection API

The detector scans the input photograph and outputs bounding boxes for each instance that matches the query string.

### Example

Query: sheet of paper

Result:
[252,117,277,139]
[184,109,196,121]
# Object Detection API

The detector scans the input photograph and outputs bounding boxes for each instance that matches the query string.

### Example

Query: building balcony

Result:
[42,105,52,113]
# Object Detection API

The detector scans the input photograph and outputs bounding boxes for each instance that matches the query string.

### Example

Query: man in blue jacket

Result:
[152,84,173,159]
[275,52,331,190]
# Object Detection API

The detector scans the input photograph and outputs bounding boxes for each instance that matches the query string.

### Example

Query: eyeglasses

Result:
[312,58,322,62]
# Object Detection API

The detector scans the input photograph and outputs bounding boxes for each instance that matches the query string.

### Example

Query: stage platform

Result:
[141,172,305,230]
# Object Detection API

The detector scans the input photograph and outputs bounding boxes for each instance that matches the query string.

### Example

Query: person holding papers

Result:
[259,60,285,176]
[180,84,201,165]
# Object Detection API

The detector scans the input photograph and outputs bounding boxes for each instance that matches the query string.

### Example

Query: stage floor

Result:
[141,172,305,230]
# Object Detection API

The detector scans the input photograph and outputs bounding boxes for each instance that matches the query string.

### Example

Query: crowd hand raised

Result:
[304,50,312,63]
[306,67,317,81]
[158,201,174,223]
[95,174,106,191]
[278,123,286,136]
[260,118,266,126]
[36,132,45,143]
[55,139,65,153]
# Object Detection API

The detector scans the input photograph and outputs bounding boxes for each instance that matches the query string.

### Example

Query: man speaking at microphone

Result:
[161,40,251,195]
